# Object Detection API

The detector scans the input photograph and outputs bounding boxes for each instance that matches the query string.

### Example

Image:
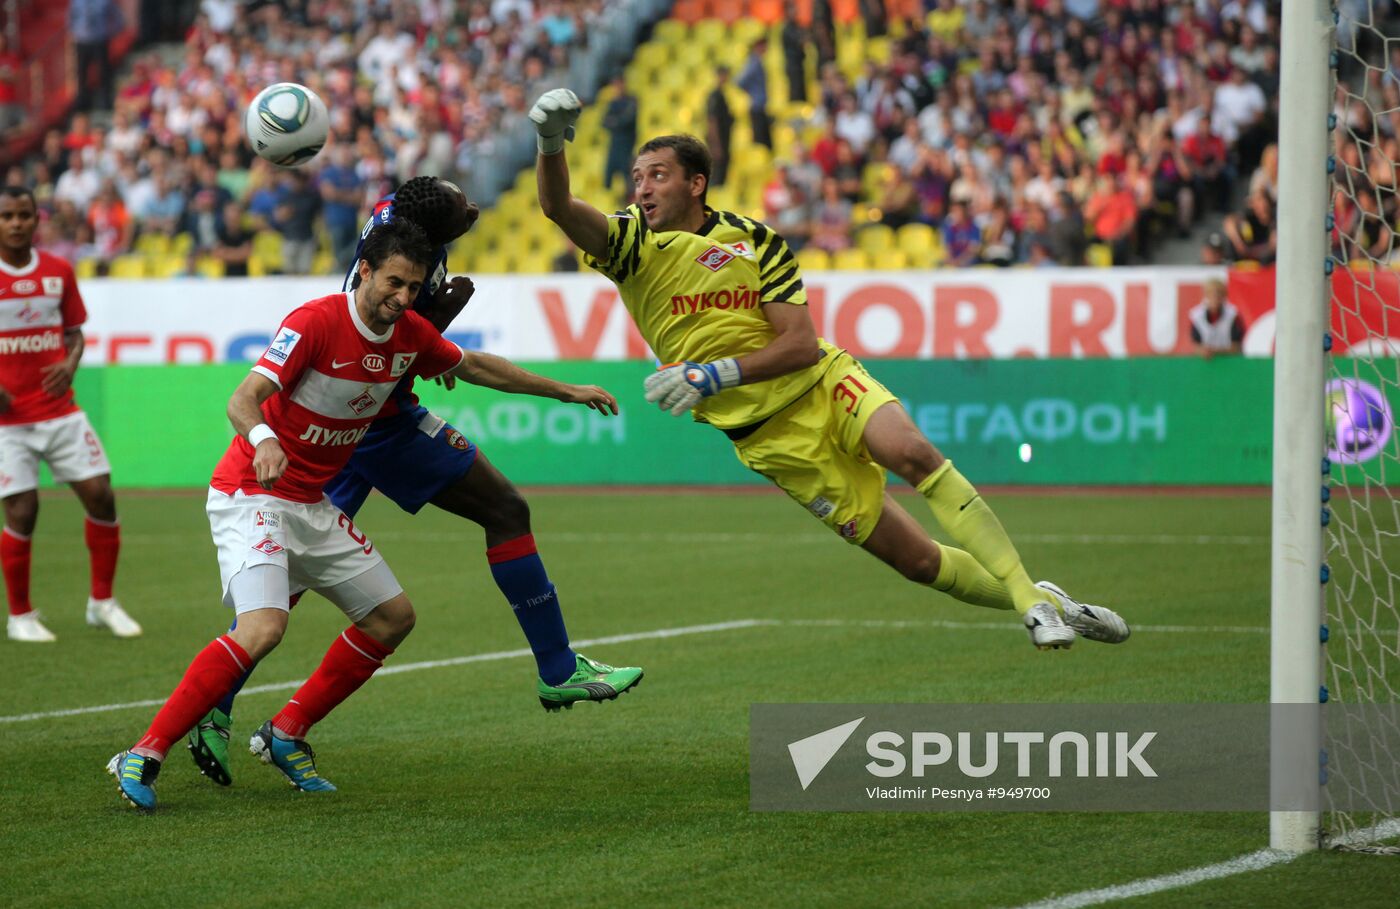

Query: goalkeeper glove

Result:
[643,359,742,417]
[528,88,581,155]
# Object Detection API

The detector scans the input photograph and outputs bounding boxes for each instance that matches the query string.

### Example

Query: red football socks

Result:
[272,626,394,740]
[1,527,32,616]
[133,636,251,760]
[84,516,121,600]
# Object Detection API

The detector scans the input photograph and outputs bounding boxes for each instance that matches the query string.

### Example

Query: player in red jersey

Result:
[108,219,617,811]
[0,185,137,643]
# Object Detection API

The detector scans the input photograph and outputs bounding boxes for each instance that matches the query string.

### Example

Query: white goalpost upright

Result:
[1270,0,1333,854]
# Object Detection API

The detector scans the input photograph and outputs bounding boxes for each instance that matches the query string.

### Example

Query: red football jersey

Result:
[211,291,464,503]
[0,250,85,426]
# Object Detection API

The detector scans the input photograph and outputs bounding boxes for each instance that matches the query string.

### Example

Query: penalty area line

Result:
[0,619,769,725]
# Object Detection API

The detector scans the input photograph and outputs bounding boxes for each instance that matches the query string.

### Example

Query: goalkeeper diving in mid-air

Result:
[529,87,1131,651]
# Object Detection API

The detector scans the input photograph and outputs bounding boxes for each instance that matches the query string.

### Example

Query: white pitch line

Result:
[781,618,1271,635]
[1006,817,1400,909]
[0,619,768,725]
[123,531,1267,547]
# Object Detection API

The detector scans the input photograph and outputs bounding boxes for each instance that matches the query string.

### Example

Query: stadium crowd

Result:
[736,0,1284,266]
[0,0,1333,274]
[4,0,606,275]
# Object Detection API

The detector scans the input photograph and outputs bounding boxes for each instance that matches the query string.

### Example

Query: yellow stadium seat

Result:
[1087,243,1114,267]
[75,258,98,279]
[655,19,688,44]
[252,231,284,271]
[797,247,830,271]
[730,17,766,45]
[171,233,193,256]
[135,233,170,256]
[311,250,336,275]
[475,250,508,274]
[832,248,871,271]
[856,223,895,254]
[693,19,727,47]
[194,256,226,278]
[150,254,186,278]
[897,223,937,256]
[108,255,147,278]
[872,249,910,270]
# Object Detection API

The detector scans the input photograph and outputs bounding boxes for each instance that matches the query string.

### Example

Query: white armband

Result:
[248,423,278,447]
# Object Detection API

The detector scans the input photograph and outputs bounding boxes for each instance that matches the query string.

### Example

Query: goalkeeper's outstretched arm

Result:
[531,88,611,262]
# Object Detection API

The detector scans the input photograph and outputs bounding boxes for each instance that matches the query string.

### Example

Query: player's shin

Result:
[486,534,576,686]
[1,527,31,616]
[83,515,120,599]
[270,626,394,739]
[928,542,1015,611]
[916,461,1046,615]
[132,635,252,760]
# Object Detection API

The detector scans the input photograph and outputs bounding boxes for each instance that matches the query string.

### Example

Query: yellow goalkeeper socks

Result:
[916,460,1045,615]
[929,542,1014,611]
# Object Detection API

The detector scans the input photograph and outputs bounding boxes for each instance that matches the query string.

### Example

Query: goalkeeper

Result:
[185,176,642,788]
[530,88,1131,651]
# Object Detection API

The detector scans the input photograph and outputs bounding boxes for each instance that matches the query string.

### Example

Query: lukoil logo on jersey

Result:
[0,332,62,354]
[297,423,369,446]
[668,285,761,316]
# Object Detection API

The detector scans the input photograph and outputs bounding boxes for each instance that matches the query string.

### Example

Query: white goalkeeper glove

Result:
[529,88,581,155]
[643,359,742,417]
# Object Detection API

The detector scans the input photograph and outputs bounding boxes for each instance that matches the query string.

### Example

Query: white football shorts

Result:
[206,487,403,622]
[0,410,112,496]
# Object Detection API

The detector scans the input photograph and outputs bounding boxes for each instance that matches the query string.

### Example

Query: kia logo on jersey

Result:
[362,354,386,371]
[696,247,735,272]
[12,279,37,295]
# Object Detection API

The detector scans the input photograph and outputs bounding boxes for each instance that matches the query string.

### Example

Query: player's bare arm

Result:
[732,302,822,384]
[532,89,611,261]
[450,351,619,414]
[39,327,83,397]
[227,371,287,489]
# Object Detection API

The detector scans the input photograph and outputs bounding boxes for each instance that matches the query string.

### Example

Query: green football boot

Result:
[187,707,233,786]
[538,654,643,711]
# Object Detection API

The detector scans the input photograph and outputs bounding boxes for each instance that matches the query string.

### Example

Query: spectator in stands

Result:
[781,11,808,104]
[979,201,1016,267]
[1190,278,1245,358]
[738,40,773,150]
[551,240,581,273]
[1223,189,1277,264]
[209,201,252,277]
[70,0,124,112]
[319,145,361,269]
[273,170,322,275]
[763,163,812,249]
[0,34,21,134]
[706,67,734,188]
[602,75,638,194]
[88,180,132,260]
[808,176,854,254]
[1085,174,1139,263]
[1182,112,1231,212]
[183,188,224,259]
[942,200,982,267]
[54,152,100,212]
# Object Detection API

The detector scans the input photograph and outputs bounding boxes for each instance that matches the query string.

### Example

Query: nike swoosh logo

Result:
[959,495,980,511]
[330,359,354,369]
[657,238,675,249]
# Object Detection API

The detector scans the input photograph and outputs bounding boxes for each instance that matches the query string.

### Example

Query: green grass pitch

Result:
[3,488,1399,908]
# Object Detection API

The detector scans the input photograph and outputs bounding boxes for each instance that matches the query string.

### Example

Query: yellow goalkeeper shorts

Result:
[730,351,898,545]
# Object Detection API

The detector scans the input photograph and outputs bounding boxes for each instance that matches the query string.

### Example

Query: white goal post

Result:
[1270,0,1332,854]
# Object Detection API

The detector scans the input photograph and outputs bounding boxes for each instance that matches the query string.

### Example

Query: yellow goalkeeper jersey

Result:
[586,204,837,430]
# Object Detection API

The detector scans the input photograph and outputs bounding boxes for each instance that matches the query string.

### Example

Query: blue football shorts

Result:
[325,405,478,518]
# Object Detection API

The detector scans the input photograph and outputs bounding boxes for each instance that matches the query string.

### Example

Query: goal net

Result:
[1323,0,1400,851]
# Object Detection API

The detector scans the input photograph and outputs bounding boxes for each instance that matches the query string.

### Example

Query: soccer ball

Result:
[244,82,329,168]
